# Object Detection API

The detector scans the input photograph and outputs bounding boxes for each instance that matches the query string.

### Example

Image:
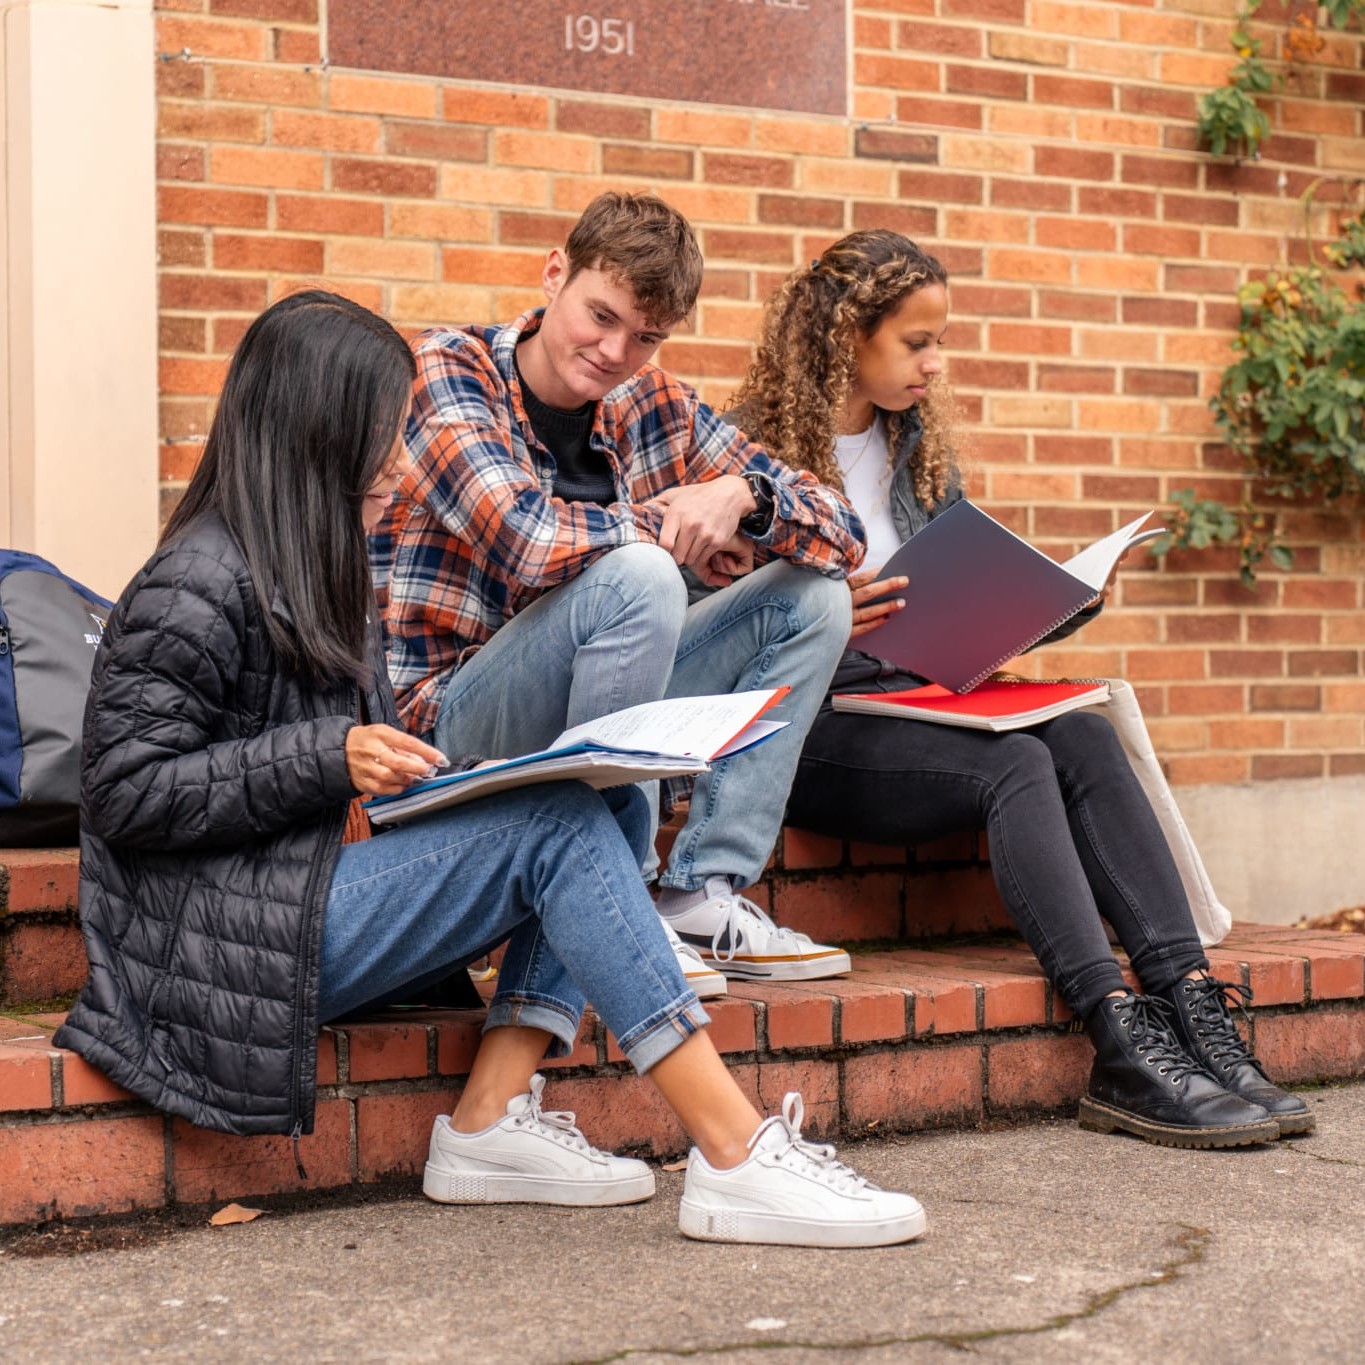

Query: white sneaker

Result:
[668,881,851,982]
[422,1074,655,1207]
[679,1093,926,1247]
[661,915,728,998]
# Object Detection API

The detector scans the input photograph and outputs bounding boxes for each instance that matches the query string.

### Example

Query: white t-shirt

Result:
[834,417,901,574]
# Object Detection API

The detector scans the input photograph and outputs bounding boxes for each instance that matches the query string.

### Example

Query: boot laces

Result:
[1181,976,1264,1076]
[750,1093,870,1195]
[1118,993,1207,1084]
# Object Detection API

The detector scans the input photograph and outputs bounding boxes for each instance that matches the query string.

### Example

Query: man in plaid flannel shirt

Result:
[375,193,865,994]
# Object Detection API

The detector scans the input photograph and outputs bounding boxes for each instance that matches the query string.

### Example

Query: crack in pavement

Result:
[569,1224,1210,1364]
[1283,1141,1365,1170]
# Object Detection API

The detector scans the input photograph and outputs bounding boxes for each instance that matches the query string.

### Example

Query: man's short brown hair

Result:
[564,192,703,327]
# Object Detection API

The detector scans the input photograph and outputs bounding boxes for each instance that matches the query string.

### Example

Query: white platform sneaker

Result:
[679,1093,927,1247]
[423,1074,655,1207]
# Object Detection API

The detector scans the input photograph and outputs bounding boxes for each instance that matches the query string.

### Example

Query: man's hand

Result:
[651,476,755,573]
[345,723,448,796]
[1090,548,1131,606]
[848,567,909,641]
[694,531,755,589]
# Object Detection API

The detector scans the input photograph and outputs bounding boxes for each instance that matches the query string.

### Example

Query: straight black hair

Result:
[163,289,416,686]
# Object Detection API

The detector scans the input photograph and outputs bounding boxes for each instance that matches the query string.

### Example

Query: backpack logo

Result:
[84,611,107,649]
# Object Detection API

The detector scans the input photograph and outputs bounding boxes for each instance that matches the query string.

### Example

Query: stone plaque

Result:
[327,0,847,117]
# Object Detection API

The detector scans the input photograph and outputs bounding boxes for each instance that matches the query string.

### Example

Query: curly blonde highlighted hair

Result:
[730,229,960,509]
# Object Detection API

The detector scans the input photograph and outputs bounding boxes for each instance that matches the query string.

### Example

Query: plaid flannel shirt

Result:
[373,309,866,739]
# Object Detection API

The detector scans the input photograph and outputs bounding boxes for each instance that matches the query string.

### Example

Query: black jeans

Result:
[787,682,1208,1019]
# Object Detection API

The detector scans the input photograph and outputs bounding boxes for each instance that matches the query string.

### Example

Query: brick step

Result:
[0,850,83,1009]
[0,829,1009,1010]
[2,927,1363,1228]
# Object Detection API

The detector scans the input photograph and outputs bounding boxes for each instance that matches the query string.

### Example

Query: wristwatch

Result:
[739,471,776,537]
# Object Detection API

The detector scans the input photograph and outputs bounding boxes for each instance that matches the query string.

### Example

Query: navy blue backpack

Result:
[0,551,112,845]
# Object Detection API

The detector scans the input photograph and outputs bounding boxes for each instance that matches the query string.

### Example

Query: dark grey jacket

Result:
[54,513,389,1137]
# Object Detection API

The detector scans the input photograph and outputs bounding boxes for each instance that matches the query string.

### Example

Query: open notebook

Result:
[853,501,1163,692]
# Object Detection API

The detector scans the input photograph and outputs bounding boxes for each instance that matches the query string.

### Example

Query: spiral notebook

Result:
[852,501,1161,693]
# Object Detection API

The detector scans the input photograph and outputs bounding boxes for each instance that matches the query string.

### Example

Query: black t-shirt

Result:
[515,349,616,506]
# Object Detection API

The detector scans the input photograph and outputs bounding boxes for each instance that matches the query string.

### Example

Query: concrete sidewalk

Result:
[2,1082,1361,1362]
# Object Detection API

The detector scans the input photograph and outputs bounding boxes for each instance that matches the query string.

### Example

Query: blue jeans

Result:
[788,701,1208,1019]
[432,544,850,890]
[316,783,709,1073]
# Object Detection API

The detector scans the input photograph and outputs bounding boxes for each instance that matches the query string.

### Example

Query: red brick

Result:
[702,228,798,265]
[780,828,843,870]
[0,1116,166,1223]
[775,871,901,943]
[945,64,1027,100]
[851,201,937,235]
[0,919,87,1004]
[990,177,1071,210]
[555,99,651,139]
[1252,1007,1365,1084]
[704,152,793,188]
[732,983,835,1050]
[385,121,487,162]
[427,1014,484,1079]
[171,1099,352,1202]
[1034,74,1115,108]
[987,1033,1092,1112]
[1034,147,1113,180]
[545,1073,689,1158]
[602,144,694,179]
[1306,950,1365,1001]
[60,1053,135,1106]
[212,232,324,273]
[276,193,385,236]
[758,194,845,228]
[1251,754,1325,780]
[904,866,1011,938]
[356,1090,449,1180]
[844,1044,983,1130]
[899,169,985,204]
[849,841,908,866]
[0,1044,53,1111]
[332,157,437,198]
[159,185,269,229]
[344,1022,429,1082]
[1239,952,1307,1006]
[749,1059,840,1138]
[858,961,979,1035]
[1121,154,1199,188]
[980,974,1051,1029]
[854,127,939,163]
[161,273,267,311]
[1288,650,1359,677]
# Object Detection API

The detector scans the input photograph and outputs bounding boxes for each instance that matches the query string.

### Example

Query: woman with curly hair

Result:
[730,229,1310,1150]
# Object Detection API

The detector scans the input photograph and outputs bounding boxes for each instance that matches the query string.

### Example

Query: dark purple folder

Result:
[853,500,1133,693]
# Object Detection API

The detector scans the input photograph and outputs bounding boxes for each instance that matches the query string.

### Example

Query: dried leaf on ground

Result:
[660,1159,688,1172]
[209,1204,265,1227]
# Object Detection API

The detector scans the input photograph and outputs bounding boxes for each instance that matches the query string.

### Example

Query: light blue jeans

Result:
[316,783,708,1073]
[432,544,851,890]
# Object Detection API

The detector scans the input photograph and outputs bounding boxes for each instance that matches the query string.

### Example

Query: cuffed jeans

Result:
[787,698,1208,1020]
[431,544,851,890]
[316,783,709,1074]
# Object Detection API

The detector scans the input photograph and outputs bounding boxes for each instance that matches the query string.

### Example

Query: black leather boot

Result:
[1157,975,1314,1136]
[1078,991,1279,1148]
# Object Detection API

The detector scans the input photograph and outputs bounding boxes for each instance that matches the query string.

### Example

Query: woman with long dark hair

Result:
[54,290,925,1247]
[731,232,1311,1150]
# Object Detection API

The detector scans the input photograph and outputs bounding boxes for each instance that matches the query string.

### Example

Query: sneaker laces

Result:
[1115,993,1208,1085]
[707,893,814,964]
[750,1093,871,1196]
[1180,976,1265,1077]
[510,1074,596,1154]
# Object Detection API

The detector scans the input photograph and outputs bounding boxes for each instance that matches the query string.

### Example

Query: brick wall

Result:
[154,0,1365,783]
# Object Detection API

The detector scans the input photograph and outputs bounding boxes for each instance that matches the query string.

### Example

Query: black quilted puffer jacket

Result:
[54,512,391,1136]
